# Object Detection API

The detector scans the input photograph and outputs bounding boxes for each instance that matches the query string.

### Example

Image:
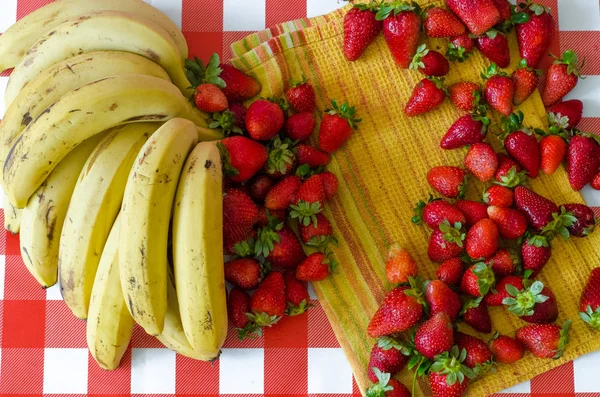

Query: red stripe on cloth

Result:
[0,212,6,254]
[175,354,220,394]
[3,255,46,300]
[184,31,224,62]
[5,230,20,255]
[530,361,575,394]
[182,0,224,33]
[264,348,308,394]
[578,118,600,134]
[223,323,265,348]
[559,32,600,75]
[265,311,308,348]
[45,300,86,348]
[2,300,45,347]
[0,348,44,393]
[129,324,164,348]
[307,301,340,348]
[265,0,307,28]
[16,0,52,19]
[87,349,132,395]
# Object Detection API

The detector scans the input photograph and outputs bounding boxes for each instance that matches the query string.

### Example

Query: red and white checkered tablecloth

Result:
[0,0,599,395]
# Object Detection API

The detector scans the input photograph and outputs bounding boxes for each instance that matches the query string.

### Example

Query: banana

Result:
[87,213,135,371]
[172,142,226,357]
[119,118,199,336]
[3,195,21,234]
[3,74,219,208]
[60,123,159,320]
[5,10,191,106]
[20,133,106,288]
[0,51,170,179]
[0,0,188,72]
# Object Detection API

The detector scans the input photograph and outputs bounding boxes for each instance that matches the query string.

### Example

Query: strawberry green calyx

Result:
[289,200,323,227]
[472,262,496,296]
[404,276,428,308]
[216,142,240,177]
[286,299,313,316]
[185,53,225,90]
[266,137,295,175]
[460,296,483,315]
[439,221,466,248]
[411,195,439,225]
[289,75,308,88]
[527,233,551,249]
[555,319,572,358]
[267,96,291,115]
[366,368,395,397]
[496,166,527,188]
[503,280,549,316]
[541,206,577,240]
[517,58,542,75]
[446,42,471,63]
[327,100,362,129]
[537,119,571,139]
[580,306,600,330]
[481,62,508,80]
[255,215,284,257]
[499,111,531,138]
[323,248,340,274]
[352,0,381,12]
[472,359,496,377]
[375,1,420,21]
[519,0,551,16]
[410,44,429,71]
[234,237,256,257]
[378,336,413,355]
[236,320,263,340]
[428,76,448,95]
[210,110,243,136]
[306,234,339,251]
[430,346,476,386]
[247,311,282,327]
[551,50,585,77]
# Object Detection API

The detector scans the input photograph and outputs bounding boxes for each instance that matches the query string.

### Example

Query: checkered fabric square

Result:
[0,0,599,395]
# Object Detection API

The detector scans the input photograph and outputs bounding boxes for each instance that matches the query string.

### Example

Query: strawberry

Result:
[228,288,251,329]
[249,272,286,326]
[464,143,498,182]
[229,103,247,129]
[219,136,268,182]
[462,298,492,333]
[385,244,418,284]
[566,134,600,191]
[441,114,489,150]
[404,77,446,116]
[286,78,316,113]
[436,257,466,287]
[427,166,467,198]
[367,338,410,383]
[249,175,274,202]
[516,320,571,359]
[580,268,600,330]
[219,63,261,102]
[492,0,512,21]
[367,369,411,397]
[446,0,501,35]
[295,144,331,167]
[505,280,558,324]
[593,172,600,190]
[456,200,488,226]
[256,207,286,228]
[194,83,228,113]
[343,5,382,61]
[412,198,466,229]
[461,262,496,297]
[284,271,311,316]
[482,63,514,115]
[428,221,466,263]
[428,349,473,397]
[560,203,597,237]
[285,112,316,142]
[502,112,541,177]
[495,154,523,182]
[245,99,285,141]
[483,185,513,208]
[291,174,326,226]
[455,332,492,369]
[225,258,263,290]
[415,312,454,359]
[448,82,481,112]
[264,137,295,178]
[515,3,554,69]
[447,33,475,62]
[466,219,499,260]
[485,275,524,306]
[227,229,257,256]
[426,280,462,321]
[548,100,584,130]
[368,286,424,337]
[264,227,306,269]
[514,186,558,230]
[377,3,422,68]
[487,206,528,240]
[296,252,334,281]
[264,175,302,210]
[485,248,519,277]
[476,30,511,69]
[540,135,567,175]
[299,213,334,244]
[490,334,525,364]
[424,7,466,38]
[319,100,361,153]
[542,50,584,107]
[223,188,259,245]
[320,171,339,199]
[512,59,541,106]
[521,235,552,276]
[410,45,450,77]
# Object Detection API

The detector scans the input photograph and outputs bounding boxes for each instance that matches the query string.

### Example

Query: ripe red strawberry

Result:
[286,78,316,113]
[320,171,339,199]
[404,77,446,116]
[429,365,470,397]
[476,31,510,69]
[249,272,286,326]
[542,50,584,107]
[219,64,261,102]
[319,100,361,153]
[560,203,597,237]
[464,143,498,182]
[285,112,316,141]
[410,45,450,77]
[367,338,410,383]
[424,7,466,38]
[245,99,285,141]
[256,206,286,228]
[455,332,492,368]
[249,175,274,202]
[515,3,555,69]
[580,268,600,330]
[566,134,600,191]
[284,271,310,315]
[456,200,488,226]
[428,222,466,263]
[466,219,499,260]
[219,136,268,182]
[266,227,306,269]
[448,82,481,112]
[441,114,489,150]
[490,334,525,364]
[516,320,571,359]
[548,100,584,130]
[426,280,461,321]
[447,33,475,62]
[540,135,567,175]
[482,64,514,115]
[228,288,251,329]
[483,185,513,208]
[299,213,334,244]
[412,198,466,229]
[521,235,552,276]
[502,113,541,177]
[296,252,333,281]
[226,228,257,256]
[504,280,558,324]
[427,166,467,198]
[495,153,523,182]
[485,248,518,277]
[385,244,418,284]
[343,5,382,61]
[367,286,424,337]
[512,59,541,106]
[295,144,331,167]
[194,83,228,113]
[492,0,512,20]
[485,275,524,306]
[462,299,492,333]
[295,174,326,207]
[378,4,422,68]
[264,175,302,210]
[368,369,411,397]
[461,262,495,297]
[223,188,259,245]
[225,258,262,290]
[514,186,558,230]
[446,0,501,35]
[415,312,454,359]
[436,257,465,287]
[593,171,600,190]
[487,206,528,240]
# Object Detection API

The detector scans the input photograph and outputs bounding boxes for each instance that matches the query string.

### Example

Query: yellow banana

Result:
[3,74,219,208]
[119,118,199,336]
[5,10,191,106]
[20,133,105,288]
[60,123,158,320]
[87,214,135,371]
[172,142,226,357]
[0,0,187,72]
[3,196,21,234]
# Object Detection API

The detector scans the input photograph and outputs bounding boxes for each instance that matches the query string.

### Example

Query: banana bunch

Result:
[0,0,227,371]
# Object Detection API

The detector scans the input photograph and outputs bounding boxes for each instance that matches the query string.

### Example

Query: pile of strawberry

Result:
[187,54,363,339]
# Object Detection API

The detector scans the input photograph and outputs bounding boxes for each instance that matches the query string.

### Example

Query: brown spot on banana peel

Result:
[22,112,32,126]
[21,246,34,267]
[204,159,212,169]
[203,310,213,331]
[109,103,118,111]
[45,200,57,243]
[123,114,168,123]
[144,49,161,62]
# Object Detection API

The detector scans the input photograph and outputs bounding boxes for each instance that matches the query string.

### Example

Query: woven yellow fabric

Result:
[231,3,600,396]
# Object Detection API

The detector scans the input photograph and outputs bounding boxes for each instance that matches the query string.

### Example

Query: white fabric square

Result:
[582,185,600,207]
[308,282,318,300]
[564,75,600,118]
[223,0,266,32]
[0,0,16,34]
[131,348,176,394]
[558,0,600,31]
[575,350,600,391]
[307,0,345,18]
[219,348,264,394]
[0,77,9,120]
[147,0,183,29]
[0,255,5,300]
[308,348,353,393]
[43,348,89,394]
[499,380,531,393]
[46,284,63,300]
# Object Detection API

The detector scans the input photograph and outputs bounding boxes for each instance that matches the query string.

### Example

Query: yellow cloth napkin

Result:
[230,2,600,396]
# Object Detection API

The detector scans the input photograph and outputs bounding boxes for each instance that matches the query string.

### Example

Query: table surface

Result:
[0,0,599,395]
